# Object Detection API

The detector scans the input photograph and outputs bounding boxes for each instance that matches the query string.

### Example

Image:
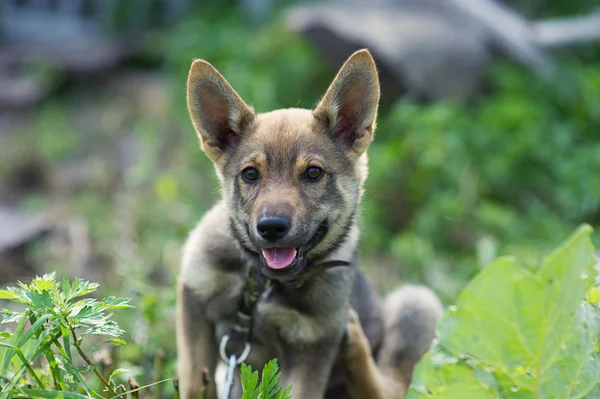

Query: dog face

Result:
[186,50,380,281]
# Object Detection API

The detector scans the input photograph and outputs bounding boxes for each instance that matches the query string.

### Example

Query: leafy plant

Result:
[406,225,600,398]
[0,273,167,398]
[241,359,292,399]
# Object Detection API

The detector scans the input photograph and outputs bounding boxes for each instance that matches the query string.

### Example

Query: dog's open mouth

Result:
[261,248,297,269]
[258,221,328,279]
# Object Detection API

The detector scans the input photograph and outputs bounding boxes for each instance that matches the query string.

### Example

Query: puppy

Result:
[177,49,442,399]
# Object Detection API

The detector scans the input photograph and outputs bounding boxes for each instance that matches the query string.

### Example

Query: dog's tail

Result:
[377,285,443,390]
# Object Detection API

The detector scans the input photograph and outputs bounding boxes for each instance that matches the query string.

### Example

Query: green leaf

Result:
[1,309,24,324]
[108,378,173,399]
[88,338,127,355]
[408,225,600,398]
[407,352,497,399]
[108,367,129,385]
[100,296,133,310]
[0,286,29,305]
[61,325,73,361]
[53,352,94,397]
[28,290,54,311]
[241,363,259,399]
[275,386,293,399]
[19,389,91,399]
[587,286,600,307]
[62,278,99,302]
[68,299,101,321]
[259,359,281,399]
[1,309,29,375]
[240,359,291,399]
[82,320,125,339]
[0,289,22,301]
[108,338,127,346]
[31,274,56,293]
[0,342,46,389]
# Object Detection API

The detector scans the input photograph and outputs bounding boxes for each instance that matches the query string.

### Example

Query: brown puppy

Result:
[177,49,443,399]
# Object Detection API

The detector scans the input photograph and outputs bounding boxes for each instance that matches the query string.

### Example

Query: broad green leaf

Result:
[408,225,600,398]
[587,286,600,307]
[407,352,496,399]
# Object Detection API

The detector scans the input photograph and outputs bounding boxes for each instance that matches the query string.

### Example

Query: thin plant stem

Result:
[69,327,121,398]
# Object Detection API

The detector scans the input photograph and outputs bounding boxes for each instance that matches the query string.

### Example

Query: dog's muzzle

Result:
[258,220,329,282]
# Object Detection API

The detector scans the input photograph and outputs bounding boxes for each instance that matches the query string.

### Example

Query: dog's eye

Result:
[241,167,259,182]
[304,166,323,181]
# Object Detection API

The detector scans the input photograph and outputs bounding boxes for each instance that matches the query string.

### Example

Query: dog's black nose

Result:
[257,215,291,241]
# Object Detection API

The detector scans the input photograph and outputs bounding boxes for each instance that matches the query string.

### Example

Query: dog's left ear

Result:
[314,49,380,156]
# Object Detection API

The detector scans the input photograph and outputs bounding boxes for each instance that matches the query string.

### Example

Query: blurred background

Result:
[0,0,599,394]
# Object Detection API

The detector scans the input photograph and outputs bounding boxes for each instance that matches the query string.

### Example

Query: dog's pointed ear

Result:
[314,50,380,156]
[187,59,255,163]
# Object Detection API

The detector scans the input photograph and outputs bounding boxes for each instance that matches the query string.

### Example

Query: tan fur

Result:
[177,49,441,399]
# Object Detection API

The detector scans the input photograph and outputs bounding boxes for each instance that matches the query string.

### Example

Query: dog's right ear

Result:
[314,49,380,157]
[187,60,255,163]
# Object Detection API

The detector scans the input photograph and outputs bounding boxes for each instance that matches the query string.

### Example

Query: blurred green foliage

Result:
[364,61,600,300]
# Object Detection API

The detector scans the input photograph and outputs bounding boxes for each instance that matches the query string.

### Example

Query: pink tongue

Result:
[261,248,297,269]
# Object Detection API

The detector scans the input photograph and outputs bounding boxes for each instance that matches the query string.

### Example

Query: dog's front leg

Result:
[177,279,218,399]
[277,342,340,399]
[342,308,389,399]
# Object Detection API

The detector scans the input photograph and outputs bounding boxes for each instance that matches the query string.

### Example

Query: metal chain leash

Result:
[219,335,251,399]
[218,265,264,399]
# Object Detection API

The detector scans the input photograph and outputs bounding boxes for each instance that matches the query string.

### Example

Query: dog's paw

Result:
[342,308,371,361]
[346,308,363,342]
